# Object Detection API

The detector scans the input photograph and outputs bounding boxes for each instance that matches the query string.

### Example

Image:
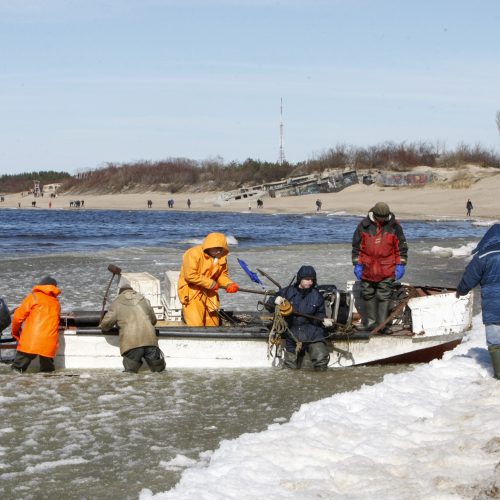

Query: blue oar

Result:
[237,258,265,288]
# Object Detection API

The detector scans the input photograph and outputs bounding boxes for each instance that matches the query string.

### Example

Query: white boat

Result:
[1,271,473,370]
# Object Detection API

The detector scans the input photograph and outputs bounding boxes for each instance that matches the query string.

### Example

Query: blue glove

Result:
[395,264,405,281]
[354,264,363,280]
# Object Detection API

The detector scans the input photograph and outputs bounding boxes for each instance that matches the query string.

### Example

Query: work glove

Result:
[274,296,285,305]
[322,318,334,328]
[209,281,219,292]
[354,264,363,280]
[395,264,405,281]
[225,283,239,294]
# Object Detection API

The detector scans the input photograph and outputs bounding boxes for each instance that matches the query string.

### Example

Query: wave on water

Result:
[180,235,239,246]
[472,219,498,227]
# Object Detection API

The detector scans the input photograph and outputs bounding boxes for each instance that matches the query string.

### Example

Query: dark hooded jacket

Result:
[352,211,408,282]
[457,224,500,324]
[269,265,326,343]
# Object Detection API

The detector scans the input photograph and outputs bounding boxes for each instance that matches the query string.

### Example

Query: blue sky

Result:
[1,0,499,175]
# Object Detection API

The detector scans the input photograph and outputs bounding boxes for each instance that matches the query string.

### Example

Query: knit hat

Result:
[38,276,57,286]
[372,202,390,218]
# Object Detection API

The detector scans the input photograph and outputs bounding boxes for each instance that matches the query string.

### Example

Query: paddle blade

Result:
[237,258,264,286]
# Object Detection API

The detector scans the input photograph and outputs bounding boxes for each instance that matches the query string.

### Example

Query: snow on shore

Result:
[142,316,500,499]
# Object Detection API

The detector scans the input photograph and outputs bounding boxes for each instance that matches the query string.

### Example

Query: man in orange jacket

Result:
[178,232,239,326]
[11,276,61,373]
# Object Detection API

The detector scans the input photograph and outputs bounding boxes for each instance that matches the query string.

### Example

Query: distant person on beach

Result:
[187,198,191,209]
[11,276,61,373]
[178,232,239,327]
[456,224,500,379]
[267,265,333,370]
[466,199,473,217]
[99,286,165,373]
[352,202,408,332]
[316,199,322,211]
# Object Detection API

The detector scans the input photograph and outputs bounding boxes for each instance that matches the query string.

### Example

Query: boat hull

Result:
[1,286,472,371]
[51,328,463,370]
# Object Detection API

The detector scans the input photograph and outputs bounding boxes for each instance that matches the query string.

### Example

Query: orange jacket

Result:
[11,284,61,358]
[178,232,233,308]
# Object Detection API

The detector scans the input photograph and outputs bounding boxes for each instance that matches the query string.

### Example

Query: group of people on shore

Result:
[3,200,499,379]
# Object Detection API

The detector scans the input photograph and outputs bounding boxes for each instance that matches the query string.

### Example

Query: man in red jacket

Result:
[11,276,61,373]
[352,202,408,332]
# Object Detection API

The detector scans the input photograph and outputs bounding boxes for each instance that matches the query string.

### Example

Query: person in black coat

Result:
[466,199,473,217]
[268,265,332,370]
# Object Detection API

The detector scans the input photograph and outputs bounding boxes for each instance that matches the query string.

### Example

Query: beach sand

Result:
[2,169,500,221]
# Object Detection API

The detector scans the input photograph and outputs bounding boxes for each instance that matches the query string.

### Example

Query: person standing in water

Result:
[11,276,61,373]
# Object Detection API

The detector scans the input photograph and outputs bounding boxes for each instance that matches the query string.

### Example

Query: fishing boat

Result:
[0,269,474,370]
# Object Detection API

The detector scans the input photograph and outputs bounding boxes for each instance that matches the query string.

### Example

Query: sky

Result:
[1,0,500,176]
[141,314,499,499]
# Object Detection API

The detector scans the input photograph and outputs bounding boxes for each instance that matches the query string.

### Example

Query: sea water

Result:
[0,209,488,498]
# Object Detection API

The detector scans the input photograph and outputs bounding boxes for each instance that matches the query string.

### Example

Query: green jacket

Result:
[99,289,158,354]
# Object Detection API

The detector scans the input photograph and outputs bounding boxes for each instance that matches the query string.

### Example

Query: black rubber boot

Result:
[122,356,142,373]
[283,350,298,369]
[356,299,377,331]
[148,357,166,373]
[308,342,330,371]
[488,345,500,380]
[376,301,391,333]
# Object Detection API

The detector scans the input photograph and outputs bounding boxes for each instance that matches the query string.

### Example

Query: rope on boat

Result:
[267,301,302,360]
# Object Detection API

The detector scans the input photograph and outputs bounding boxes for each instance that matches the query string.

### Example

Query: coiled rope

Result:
[267,300,302,360]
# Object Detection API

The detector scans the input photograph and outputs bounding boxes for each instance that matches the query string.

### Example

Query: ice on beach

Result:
[430,242,476,258]
[142,315,500,500]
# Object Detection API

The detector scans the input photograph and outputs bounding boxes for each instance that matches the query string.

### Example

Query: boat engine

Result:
[318,284,354,328]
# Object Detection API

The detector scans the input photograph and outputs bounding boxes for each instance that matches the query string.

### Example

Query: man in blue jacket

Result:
[268,265,332,371]
[456,224,500,379]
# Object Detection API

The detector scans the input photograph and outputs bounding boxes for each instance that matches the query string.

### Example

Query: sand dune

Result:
[2,170,499,221]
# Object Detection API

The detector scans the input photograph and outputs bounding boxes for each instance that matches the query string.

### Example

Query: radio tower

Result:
[278,98,286,165]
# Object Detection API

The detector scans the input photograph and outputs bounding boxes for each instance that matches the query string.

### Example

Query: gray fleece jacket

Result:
[99,289,158,354]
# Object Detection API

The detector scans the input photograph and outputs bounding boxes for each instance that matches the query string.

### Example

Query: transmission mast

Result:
[278,98,286,165]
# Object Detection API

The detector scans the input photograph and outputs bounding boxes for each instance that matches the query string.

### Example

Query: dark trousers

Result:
[284,340,330,371]
[360,278,394,328]
[11,351,55,373]
[122,346,166,373]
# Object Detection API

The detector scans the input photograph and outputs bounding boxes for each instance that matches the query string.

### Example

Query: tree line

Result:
[1,141,499,194]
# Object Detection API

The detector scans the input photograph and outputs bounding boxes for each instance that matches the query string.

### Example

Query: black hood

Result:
[295,265,317,285]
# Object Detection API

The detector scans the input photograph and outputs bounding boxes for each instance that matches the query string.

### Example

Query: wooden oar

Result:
[257,300,324,323]
[220,285,275,296]
[100,264,122,320]
[256,268,281,288]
